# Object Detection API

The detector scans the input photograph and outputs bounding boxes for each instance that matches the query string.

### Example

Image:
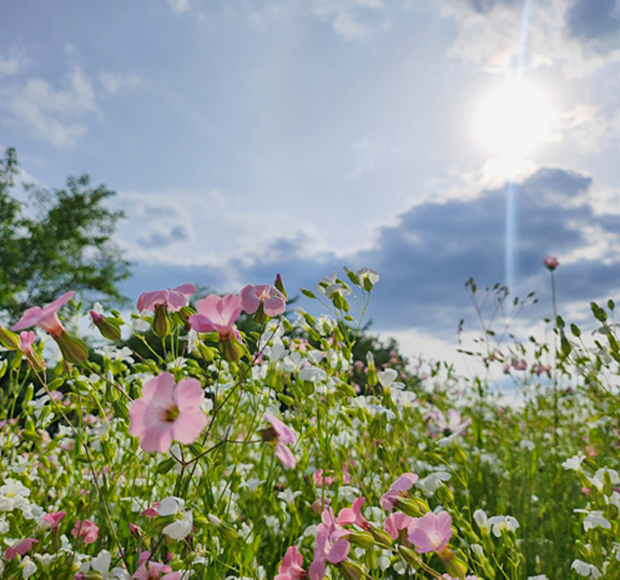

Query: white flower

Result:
[163,510,193,541]
[591,468,620,491]
[298,365,327,383]
[90,550,130,579]
[0,478,30,511]
[473,509,488,531]
[417,471,451,494]
[377,369,404,391]
[582,510,611,531]
[158,496,185,517]
[277,489,302,506]
[20,557,37,579]
[487,515,519,537]
[357,268,379,288]
[572,560,601,578]
[520,440,535,451]
[562,453,586,472]
[34,554,56,569]
[527,576,549,580]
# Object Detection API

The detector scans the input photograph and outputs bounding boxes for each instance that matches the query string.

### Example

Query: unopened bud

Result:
[152,304,172,337]
[90,311,122,341]
[0,327,20,350]
[274,273,287,298]
[338,561,363,580]
[55,331,89,365]
[349,530,374,549]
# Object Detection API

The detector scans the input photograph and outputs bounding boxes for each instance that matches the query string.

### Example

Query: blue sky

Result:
[2,0,620,360]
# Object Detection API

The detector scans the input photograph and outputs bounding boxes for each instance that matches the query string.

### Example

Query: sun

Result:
[475,78,554,162]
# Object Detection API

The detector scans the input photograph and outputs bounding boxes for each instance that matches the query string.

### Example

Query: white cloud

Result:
[99,72,141,96]
[0,66,98,148]
[0,51,28,77]
[168,0,192,14]
[439,0,620,77]
[310,0,388,39]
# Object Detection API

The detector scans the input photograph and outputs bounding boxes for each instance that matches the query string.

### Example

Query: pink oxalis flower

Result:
[275,546,306,580]
[189,294,242,340]
[129,372,207,453]
[544,256,559,271]
[407,511,453,554]
[71,519,99,544]
[137,284,197,312]
[4,538,38,560]
[43,511,66,532]
[18,331,36,355]
[12,291,73,337]
[309,508,351,580]
[265,414,297,469]
[380,473,419,511]
[131,561,180,579]
[385,512,416,540]
[336,497,369,530]
[240,284,287,317]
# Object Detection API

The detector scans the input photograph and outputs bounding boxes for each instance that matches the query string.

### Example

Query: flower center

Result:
[164,406,180,422]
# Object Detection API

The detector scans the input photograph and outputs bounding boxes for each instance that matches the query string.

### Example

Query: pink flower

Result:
[384,512,416,540]
[336,497,369,530]
[544,256,559,271]
[43,511,66,531]
[189,294,242,340]
[241,284,287,317]
[426,410,471,437]
[309,508,351,580]
[275,546,306,580]
[265,415,297,469]
[137,284,197,312]
[71,519,99,544]
[12,291,73,337]
[18,331,36,355]
[380,473,418,511]
[265,415,295,445]
[4,538,38,560]
[129,372,207,453]
[131,561,180,579]
[407,511,452,554]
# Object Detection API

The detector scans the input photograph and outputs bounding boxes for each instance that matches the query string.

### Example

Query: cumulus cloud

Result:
[0,50,141,147]
[99,72,141,96]
[0,50,28,77]
[122,166,620,339]
[439,0,620,76]
[309,0,389,39]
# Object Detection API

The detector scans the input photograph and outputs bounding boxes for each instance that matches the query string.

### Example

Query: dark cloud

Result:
[567,0,620,41]
[123,167,620,340]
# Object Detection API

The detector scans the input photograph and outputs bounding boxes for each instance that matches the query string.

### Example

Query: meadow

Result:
[0,265,617,580]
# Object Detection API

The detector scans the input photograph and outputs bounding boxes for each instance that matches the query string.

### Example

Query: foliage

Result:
[0,267,618,579]
[0,148,130,317]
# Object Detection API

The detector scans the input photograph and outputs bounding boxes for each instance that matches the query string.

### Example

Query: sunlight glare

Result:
[476,79,554,161]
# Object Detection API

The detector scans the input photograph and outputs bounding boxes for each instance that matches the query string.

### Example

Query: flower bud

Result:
[349,530,375,549]
[445,555,468,578]
[55,331,89,365]
[398,546,421,568]
[366,352,378,387]
[152,304,172,337]
[90,311,122,341]
[0,327,20,350]
[369,526,394,546]
[338,561,363,580]
[274,273,287,298]
[221,337,245,363]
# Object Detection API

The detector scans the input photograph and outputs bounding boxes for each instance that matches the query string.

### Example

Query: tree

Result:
[0,147,130,317]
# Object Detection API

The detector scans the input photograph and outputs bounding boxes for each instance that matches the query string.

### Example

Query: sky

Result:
[2,0,620,363]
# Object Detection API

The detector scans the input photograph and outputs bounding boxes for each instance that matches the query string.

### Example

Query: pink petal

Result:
[188,313,216,333]
[195,295,223,322]
[173,409,207,444]
[175,283,197,296]
[240,285,261,314]
[166,290,188,312]
[11,306,43,331]
[220,294,242,326]
[336,508,356,526]
[128,399,149,436]
[142,372,176,403]
[42,290,74,315]
[174,378,205,411]
[326,538,350,564]
[140,424,174,453]
[308,559,326,580]
[275,442,297,469]
[263,294,286,316]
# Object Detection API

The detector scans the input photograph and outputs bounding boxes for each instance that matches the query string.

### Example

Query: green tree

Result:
[0,147,130,317]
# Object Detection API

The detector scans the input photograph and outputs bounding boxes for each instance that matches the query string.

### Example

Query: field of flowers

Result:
[0,265,618,579]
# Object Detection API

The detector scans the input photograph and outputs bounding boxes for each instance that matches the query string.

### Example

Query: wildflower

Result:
[158,497,193,541]
[562,453,586,472]
[11,291,88,364]
[131,561,180,579]
[189,294,244,360]
[17,331,36,355]
[581,510,611,531]
[487,515,519,537]
[137,284,197,312]
[0,478,30,511]
[309,508,351,580]
[4,538,38,560]
[336,497,370,530]
[89,550,130,579]
[543,256,559,271]
[42,511,66,531]
[571,560,601,578]
[241,284,287,320]
[408,511,452,554]
[384,512,416,540]
[380,473,419,512]
[129,372,207,453]
[72,519,99,544]
[263,415,297,469]
[275,546,305,580]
